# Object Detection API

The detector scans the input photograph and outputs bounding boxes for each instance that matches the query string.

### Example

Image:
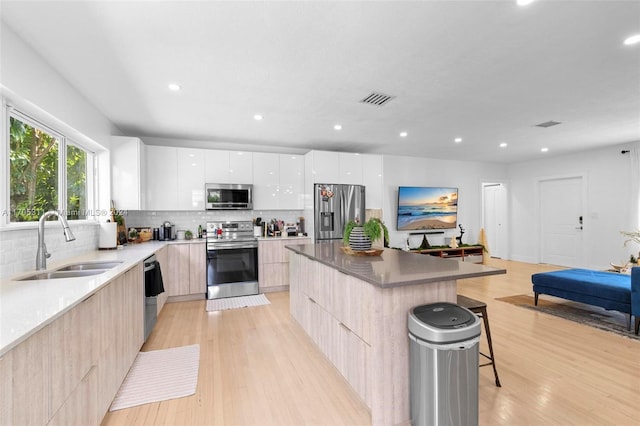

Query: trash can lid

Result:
[413,302,475,328]
[408,302,481,344]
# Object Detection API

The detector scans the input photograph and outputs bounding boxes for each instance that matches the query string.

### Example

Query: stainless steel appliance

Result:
[143,254,164,342]
[314,183,366,241]
[160,221,175,241]
[206,220,259,299]
[205,183,253,210]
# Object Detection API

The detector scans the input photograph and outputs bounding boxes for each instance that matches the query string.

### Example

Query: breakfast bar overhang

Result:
[287,242,506,426]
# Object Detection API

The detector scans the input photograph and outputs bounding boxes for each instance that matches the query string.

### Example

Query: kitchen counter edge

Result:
[286,242,506,289]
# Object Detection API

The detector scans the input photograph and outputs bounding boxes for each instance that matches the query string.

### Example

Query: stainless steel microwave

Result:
[205,183,253,210]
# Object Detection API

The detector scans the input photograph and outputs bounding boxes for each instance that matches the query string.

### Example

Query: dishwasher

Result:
[143,254,164,342]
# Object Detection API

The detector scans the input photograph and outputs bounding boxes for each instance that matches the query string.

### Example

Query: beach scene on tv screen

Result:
[397,187,458,230]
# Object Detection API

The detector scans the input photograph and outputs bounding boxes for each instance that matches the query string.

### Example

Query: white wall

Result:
[0,23,117,278]
[382,155,508,249]
[507,144,636,269]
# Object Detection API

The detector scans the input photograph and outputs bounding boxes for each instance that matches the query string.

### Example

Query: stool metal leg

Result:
[479,307,501,387]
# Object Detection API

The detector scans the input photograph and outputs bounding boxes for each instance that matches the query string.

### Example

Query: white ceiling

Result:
[1,0,639,163]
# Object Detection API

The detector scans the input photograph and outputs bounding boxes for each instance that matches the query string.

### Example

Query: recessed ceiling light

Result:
[334,124,342,130]
[624,34,640,45]
[168,83,181,91]
[541,147,549,153]
[253,114,263,121]
[517,0,535,6]
[454,137,462,143]
[499,143,508,148]
[400,132,408,138]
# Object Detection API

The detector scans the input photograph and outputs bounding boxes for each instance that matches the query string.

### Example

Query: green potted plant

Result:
[184,230,193,240]
[343,218,389,251]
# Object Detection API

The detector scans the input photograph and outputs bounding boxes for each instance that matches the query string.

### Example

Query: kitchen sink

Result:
[56,260,124,271]
[17,269,106,281]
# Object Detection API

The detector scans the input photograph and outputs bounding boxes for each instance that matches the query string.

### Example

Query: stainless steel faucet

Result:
[36,210,76,270]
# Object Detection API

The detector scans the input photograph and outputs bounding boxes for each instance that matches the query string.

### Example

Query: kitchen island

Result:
[287,242,505,426]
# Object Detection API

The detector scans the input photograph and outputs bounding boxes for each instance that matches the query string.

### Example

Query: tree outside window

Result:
[9,113,91,222]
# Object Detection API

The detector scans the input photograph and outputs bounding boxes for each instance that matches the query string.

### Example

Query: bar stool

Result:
[457,295,502,387]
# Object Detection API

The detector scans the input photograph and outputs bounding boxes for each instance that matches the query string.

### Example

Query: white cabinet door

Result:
[177,148,205,210]
[111,136,146,210]
[310,151,340,184]
[253,152,280,210]
[279,154,304,209]
[228,151,253,183]
[204,150,230,183]
[146,146,178,210]
[362,154,383,209]
[204,150,253,184]
[339,153,363,185]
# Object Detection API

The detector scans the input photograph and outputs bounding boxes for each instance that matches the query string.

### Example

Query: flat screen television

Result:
[397,186,458,231]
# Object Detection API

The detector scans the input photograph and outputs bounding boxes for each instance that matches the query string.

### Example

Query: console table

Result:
[412,245,485,263]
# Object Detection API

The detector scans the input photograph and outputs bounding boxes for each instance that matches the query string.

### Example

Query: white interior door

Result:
[540,177,584,267]
[483,183,507,258]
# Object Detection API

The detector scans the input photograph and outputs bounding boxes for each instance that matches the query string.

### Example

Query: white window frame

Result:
[2,104,97,227]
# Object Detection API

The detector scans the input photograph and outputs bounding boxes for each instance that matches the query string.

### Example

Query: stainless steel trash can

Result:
[408,302,481,426]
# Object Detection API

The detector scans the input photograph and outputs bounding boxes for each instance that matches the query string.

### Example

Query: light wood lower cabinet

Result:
[189,243,206,295]
[97,263,144,418]
[0,324,50,425]
[48,367,98,426]
[155,244,169,313]
[290,253,372,405]
[165,242,206,297]
[50,290,99,418]
[0,262,144,426]
[258,238,310,291]
[290,250,457,425]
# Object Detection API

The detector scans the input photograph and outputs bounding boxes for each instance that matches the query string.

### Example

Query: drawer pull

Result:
[339,322,351,332]
[308,297,316,304]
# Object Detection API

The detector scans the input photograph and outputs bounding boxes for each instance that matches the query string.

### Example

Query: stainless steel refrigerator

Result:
[314,183,366,241]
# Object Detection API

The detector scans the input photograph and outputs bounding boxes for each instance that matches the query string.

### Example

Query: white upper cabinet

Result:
[205,150,253,184]
[252,153,305,210]
[339,153,364,185]
[279,154,304,209]
[146,145,178,210]
[228,151,253,183]
[110,136,146,210]
[362,154,383,209]
[177,148,205,210]
[253,152,280,210]
[305,150,383,209]
[309,151,340,184]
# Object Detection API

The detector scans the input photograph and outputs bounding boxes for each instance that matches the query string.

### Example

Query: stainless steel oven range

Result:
[206,221,259,299]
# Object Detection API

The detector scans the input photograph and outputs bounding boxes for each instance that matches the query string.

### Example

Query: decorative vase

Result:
[349,226,372,251]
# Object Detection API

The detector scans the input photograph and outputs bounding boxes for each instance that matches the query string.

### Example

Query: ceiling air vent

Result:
[535,120,562,128]
[360,91,395,106]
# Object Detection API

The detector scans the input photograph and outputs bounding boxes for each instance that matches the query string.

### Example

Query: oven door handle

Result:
[207,241,258,250]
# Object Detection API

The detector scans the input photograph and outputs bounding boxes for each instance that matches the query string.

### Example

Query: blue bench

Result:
[531,267,640,334]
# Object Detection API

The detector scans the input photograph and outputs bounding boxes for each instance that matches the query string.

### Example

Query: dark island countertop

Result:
[286,241,506,288]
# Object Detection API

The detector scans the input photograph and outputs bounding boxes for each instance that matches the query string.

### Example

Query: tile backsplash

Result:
[0,222,99,279]
[123,210,305,233]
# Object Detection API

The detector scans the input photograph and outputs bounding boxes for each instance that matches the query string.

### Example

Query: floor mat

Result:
[206,293,271,312]
[496,294,639,341]
[109,344,200,411]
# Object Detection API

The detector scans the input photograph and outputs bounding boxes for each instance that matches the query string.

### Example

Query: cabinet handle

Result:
[339,322,351,332]
[308,297,316,304]
[82,293,96,303]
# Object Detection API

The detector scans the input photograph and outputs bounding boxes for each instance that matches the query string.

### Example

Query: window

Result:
[8,109,94,223]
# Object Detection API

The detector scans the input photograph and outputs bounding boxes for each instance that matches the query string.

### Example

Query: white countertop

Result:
[0,241,166,356]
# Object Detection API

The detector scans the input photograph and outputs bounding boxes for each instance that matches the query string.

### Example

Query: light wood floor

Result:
[101,259,640,426]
